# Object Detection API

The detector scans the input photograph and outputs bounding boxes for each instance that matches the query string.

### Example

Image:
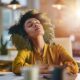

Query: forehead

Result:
[25,18,40,23]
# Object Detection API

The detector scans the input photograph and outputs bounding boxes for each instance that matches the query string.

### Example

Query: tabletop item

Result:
[21,66,39,80]
[51,67,63,80]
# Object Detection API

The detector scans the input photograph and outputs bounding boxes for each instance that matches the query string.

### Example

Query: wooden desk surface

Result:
[0,55,13,72]
[0,55,14,62]
[0,72,80,80]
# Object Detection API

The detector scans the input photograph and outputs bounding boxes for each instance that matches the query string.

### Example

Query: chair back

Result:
[53,38,72,57]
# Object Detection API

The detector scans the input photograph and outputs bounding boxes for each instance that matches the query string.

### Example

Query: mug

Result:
[21,66,39,80]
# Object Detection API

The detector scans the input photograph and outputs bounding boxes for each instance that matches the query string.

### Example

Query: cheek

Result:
[24,26,33,37]
[41,27,45,34]
[24,25,30,33]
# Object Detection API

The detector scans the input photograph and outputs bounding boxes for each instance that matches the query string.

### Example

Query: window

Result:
[2,9,12,29]
[1,0,27,49]
[2,8,21,49]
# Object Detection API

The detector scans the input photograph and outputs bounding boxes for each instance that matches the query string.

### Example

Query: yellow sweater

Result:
[12,44,79,74]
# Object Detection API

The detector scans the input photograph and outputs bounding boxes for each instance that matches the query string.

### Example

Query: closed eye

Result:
[26,20,41,27]
[27,21,33,27]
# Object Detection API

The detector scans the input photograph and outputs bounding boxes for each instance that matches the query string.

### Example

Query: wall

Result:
[40,0,80,56]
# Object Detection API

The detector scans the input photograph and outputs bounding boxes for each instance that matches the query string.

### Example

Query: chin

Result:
[37,32,44,35]
[33,33,44,37]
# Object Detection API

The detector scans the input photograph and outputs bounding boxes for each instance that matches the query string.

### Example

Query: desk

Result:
[0,72,47,80]
[0,72,23,80]
[0,72,80,80]
[0,55,15,62]
[0,55,14,72]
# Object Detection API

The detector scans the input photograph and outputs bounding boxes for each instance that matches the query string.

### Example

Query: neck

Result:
[31,36,45,51]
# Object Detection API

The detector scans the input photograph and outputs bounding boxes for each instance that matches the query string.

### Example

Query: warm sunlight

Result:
[52,4,64,10]
[75,6,80,18]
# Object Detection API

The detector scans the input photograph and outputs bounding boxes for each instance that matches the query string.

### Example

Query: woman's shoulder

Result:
[48,43,62,47]
[18,49,32,54]
[47,43,64,50]
[16,49,33,58]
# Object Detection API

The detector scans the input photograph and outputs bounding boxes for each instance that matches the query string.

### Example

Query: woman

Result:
[9,10,78,75]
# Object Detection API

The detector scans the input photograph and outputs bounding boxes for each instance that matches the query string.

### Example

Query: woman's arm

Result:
[57,44,79,74]
[12,50,32,74]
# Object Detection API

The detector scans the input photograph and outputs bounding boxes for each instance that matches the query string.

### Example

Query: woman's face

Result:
[24,18,44,38]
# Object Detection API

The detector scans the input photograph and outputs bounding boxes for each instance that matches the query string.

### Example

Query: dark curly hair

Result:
[9,9,55,50]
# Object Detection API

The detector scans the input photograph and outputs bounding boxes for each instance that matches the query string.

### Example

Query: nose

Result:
[33,24,38,28]
[32,21,39,27]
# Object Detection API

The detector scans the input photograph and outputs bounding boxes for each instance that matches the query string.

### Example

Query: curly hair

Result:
[9,10,55,50]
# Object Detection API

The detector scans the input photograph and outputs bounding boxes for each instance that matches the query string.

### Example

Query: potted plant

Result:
[0,36,8,55]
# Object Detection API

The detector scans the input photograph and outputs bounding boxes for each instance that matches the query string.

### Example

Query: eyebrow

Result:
[27,21,31,24]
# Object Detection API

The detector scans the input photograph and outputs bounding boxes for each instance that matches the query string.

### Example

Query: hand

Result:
[39,64,49,74]
[63,68,77,80]
[39,65,54,74]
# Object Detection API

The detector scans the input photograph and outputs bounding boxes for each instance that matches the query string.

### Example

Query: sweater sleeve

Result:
[56,44,79,74]
[12,50,32,74]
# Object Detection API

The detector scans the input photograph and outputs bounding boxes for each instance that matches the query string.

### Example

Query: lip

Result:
[35,27,41,31]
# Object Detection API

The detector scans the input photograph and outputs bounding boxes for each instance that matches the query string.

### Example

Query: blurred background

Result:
[0,0,80,58]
